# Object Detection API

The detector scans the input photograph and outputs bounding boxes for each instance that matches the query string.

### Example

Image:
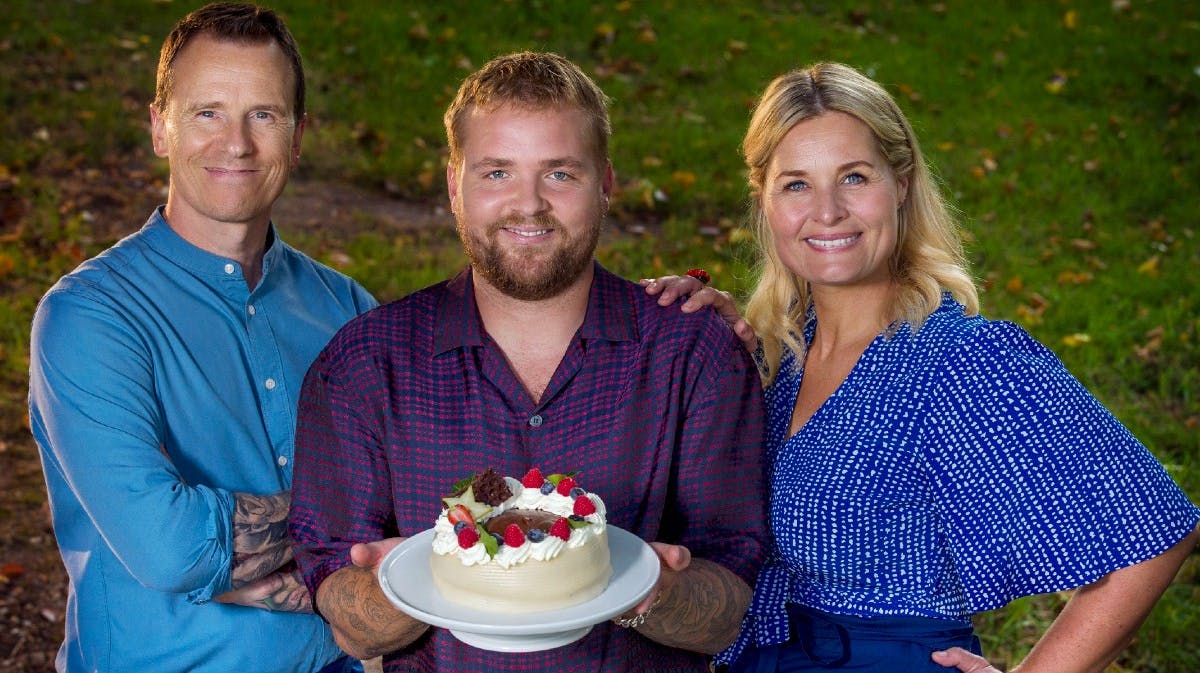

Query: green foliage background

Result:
[1,1,1197,670]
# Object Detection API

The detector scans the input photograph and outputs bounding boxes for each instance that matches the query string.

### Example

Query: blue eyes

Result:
[484,170,573,181]
[783,173,865,192]
[195,111,276,121]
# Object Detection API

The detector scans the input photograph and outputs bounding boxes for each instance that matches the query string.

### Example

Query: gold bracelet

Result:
[614,592,663,629]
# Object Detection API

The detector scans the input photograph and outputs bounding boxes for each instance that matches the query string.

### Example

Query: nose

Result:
[509,174,550,218]
[811,187,847,226]
[223,118,253,157]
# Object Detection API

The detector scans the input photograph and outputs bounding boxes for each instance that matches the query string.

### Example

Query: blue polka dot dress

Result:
[718,295,1200,665]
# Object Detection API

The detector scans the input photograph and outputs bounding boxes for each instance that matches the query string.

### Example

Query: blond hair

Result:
[443,51,610,166]
[742,63,979,385]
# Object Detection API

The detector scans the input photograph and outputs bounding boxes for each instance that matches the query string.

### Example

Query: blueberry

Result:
[569,487,585,498]
[539,482,554,495]
[492,532,505,547]
[527,528,546,543]
[453,521,469,534]
[569,514,585,522]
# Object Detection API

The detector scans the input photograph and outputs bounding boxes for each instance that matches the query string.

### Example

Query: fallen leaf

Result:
[408,23,430,41]
[1057,270,1093,285]
[1062,333,1090,347]
[672,171,697,190]
[1063,10,1078,29]
[1045,72,1068,94]
[0,562,25,579]
[1137,256,1161,276]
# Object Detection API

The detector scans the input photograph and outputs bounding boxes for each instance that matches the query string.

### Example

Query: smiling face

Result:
[447,104,612,301]
[150,34,304,238]
[762,111,908,294]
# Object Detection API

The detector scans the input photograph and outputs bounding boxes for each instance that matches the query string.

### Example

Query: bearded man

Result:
[287,51,769,673]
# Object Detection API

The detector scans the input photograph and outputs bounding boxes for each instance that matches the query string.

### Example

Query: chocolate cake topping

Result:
[485,508,560,535]
[472,468,513,506]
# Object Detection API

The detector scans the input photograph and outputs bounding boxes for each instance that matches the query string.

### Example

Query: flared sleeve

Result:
[920,320,1199,613]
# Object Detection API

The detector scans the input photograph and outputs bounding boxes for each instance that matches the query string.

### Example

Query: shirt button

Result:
[529,414,543,428]
[264,378,277,390]
[247,305,256,316]
[277,455,288,467]
[224,263,235,274]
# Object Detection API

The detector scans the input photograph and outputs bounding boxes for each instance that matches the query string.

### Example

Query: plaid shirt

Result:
[291,263,768,672]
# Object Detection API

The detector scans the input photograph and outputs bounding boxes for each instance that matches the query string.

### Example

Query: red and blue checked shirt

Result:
[291,263,768,672]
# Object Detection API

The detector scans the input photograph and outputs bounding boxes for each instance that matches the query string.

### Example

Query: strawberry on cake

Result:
[429,468,612,613]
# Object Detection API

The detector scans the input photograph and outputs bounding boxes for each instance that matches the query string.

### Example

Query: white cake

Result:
[429,468,612,613]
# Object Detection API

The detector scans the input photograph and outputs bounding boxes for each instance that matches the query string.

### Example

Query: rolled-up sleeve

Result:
[30,289,236,601]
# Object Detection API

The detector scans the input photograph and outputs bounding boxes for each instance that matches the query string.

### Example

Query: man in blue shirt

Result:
[27,3,375,671]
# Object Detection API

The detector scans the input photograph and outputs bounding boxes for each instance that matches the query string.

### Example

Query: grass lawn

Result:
[2,1,1197,670]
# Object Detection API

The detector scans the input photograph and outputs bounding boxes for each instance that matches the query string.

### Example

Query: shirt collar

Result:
[432,261,637,356]
[141,206,280,284]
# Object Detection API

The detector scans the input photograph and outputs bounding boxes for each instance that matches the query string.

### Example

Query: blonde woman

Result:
[646,62,1199,672]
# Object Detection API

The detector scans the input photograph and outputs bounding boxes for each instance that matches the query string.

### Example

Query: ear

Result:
[446,161,461,213]
[897,174,910,209]
[291,113,308,164]
[601,162,614,207]
[150,104,168,158]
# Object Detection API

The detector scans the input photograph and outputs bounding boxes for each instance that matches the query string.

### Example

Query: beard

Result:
[457,211,602,301]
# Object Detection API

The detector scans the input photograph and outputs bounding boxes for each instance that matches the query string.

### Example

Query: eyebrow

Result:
[774,159,877,179]
[471,157,589,171]
[182,101,290,115]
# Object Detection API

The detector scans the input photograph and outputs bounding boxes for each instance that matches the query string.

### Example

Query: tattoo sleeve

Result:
[231,491,294,587]
[214,562,313,613]
[316,564,430,660]
[633,558,753,654]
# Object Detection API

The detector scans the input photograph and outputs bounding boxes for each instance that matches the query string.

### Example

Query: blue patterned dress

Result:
[718,295,1199,668]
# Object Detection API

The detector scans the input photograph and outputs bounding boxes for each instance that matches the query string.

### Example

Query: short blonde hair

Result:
[443,51,610,167]
[742,63,979,385]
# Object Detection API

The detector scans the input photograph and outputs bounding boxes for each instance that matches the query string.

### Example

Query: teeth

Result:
[511,229,550,237]
[808,235,857,249]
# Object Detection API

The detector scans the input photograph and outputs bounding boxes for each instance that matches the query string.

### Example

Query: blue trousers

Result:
[730,604,981,672]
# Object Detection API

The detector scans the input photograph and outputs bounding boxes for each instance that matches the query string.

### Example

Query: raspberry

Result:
[573,495,597,516]
[504,523,526,548]
[549,517,571,541]
[521,468,544,489]
[556,477,578,496]
[457,526,480,549]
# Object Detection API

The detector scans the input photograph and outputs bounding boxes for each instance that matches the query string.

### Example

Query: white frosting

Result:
[431,476,607,568]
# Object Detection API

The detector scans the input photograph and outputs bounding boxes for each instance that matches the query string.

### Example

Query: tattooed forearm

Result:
[317,564,429,660]
[215,563,313,613]
[632,558,752,654]
[231,491,293,587]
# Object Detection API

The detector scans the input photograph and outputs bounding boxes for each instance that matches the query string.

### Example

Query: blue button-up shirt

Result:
[29,208,376,673]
